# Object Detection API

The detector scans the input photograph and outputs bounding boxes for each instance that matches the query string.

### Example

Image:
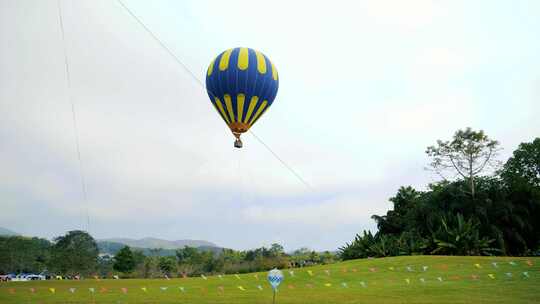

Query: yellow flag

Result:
[141,287,147,292]
[235,274,241,280]
[488,274,495,279]
[237,286,246,291]
[405,278,410,284]
[389,266,395,271]
[474,263,482,268]
[307,270,313,276]
[324,283,332,287]
[49,288,55,294]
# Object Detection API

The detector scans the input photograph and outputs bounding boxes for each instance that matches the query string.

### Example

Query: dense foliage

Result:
[341,136,540,259]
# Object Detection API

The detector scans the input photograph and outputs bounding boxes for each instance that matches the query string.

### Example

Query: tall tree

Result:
[50,230,98,276]
[426,127,500,198]
[501,138,540,187]
[113,246,136,273]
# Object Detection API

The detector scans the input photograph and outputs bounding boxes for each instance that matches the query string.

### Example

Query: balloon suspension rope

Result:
[117,0,313,191]
[57,0,91,233]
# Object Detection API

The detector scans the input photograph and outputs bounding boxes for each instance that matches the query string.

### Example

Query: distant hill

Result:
[0,227,19,236]
[99,237,217,250]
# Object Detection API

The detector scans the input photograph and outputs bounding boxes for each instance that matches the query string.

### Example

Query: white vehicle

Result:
[25,274,46,280]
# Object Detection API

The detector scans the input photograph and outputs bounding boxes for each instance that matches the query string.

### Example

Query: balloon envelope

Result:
[205,47,279,146]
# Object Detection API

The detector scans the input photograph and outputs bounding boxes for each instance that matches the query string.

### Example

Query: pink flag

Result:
[29,288,35,294]
[121,288,128,294]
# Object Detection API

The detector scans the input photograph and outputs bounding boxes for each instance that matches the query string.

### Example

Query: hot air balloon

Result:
[205,47,279,148]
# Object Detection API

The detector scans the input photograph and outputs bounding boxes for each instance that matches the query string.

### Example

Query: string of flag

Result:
[2,260,535,296]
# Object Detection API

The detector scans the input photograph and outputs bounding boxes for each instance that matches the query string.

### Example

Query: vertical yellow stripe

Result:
[207,57,215,76]
[249,100,268,126]
[224,94,235,123]
[214,97,230,124]
[237,48,249,70]
[243,96,259,123]
[219,49,233,71]
[237,94,245,122]
[255,51,267,74]
[271,63,278,80]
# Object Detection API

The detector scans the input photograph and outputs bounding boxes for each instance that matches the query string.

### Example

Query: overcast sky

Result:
[1,0,539,251]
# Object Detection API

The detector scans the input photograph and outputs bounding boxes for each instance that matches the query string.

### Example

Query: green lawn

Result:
[1,256,538,303]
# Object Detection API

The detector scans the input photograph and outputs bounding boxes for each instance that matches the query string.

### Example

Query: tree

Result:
[426,127,500,198]
[501,138,540,187]
[113,246,136,273]
[50,230,98,276]
[158,256,176,276]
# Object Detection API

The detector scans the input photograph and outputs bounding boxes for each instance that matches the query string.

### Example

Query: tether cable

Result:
[117,0,313,191]
[57,0,91,232]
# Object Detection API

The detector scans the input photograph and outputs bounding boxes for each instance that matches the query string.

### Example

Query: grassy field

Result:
[1,256,538,303]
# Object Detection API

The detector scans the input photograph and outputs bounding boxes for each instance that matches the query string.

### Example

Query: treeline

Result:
[104,245,336,278]
[0,231,337,277]
[340,132,540,259]
[0,230,97,276]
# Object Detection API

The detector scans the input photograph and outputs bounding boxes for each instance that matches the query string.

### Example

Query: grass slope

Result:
[1,256,538,303]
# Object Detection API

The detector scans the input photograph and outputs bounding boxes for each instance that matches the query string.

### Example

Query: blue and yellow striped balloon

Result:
[206,47,279,148]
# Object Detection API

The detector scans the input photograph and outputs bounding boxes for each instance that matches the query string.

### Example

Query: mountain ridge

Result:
[98,237,217,250]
